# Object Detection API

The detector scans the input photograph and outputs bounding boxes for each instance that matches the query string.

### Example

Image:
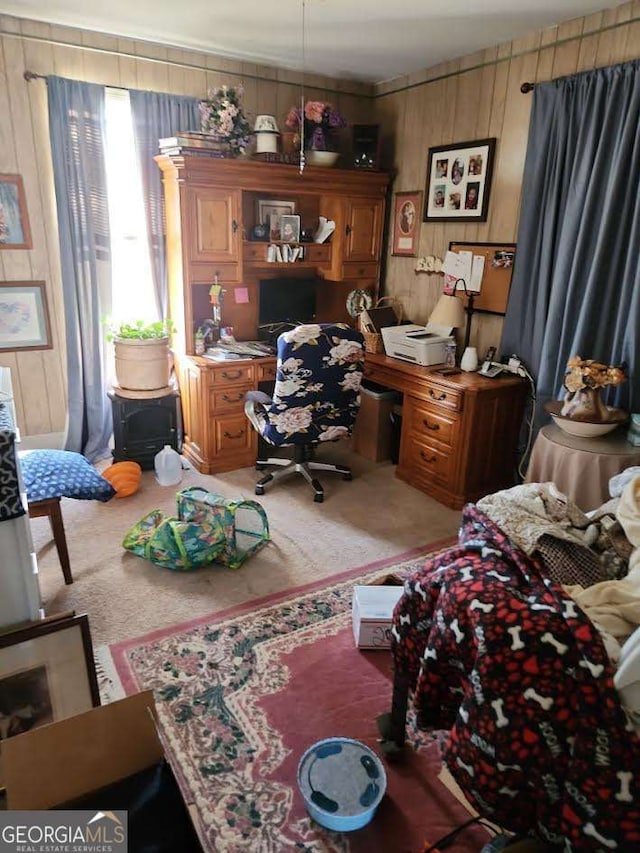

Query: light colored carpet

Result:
[33,444,460,646]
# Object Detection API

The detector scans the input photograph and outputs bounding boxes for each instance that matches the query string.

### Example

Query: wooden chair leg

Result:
[28,497,73,585]
[48,498,73,585]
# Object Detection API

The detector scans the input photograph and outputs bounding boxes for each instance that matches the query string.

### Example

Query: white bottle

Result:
[154,445,183,486]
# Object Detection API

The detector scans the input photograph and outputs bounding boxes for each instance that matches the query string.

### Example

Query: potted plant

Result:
[198,86,252,157]
[107,319,175,392]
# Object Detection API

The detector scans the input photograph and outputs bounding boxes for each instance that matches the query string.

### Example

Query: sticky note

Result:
[234,287,249,304]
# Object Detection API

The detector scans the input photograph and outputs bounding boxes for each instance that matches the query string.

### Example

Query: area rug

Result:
[105,540,491,853]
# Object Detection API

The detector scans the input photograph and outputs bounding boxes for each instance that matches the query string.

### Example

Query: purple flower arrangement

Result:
[199,86,252,156]
[285,101,347,151]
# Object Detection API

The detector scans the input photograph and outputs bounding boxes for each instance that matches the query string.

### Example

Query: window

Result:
[104,88,157,325]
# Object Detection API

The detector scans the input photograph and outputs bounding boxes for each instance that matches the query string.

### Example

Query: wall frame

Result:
[424,138,496,223]
[448,241,516,315]
[0,613,100,785]
[0,281,52,352]
[0,174,32,250]
[391,190,422,257]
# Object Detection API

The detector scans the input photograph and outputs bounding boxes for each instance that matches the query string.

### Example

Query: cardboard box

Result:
[352,584,404,649]
[2,690,206,848]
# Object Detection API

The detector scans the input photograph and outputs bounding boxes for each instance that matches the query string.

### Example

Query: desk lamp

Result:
[429,278,475,350]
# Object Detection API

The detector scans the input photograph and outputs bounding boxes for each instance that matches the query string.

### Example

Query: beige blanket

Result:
[564,476,640,649]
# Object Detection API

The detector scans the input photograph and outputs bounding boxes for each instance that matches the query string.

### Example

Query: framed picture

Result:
[257,199,296,228]
[0,174,32,250]
[0,613,100,784]
[391,190,422,256]
[424,138,496,222]
[279,214,301,243]
[0,281,52,352]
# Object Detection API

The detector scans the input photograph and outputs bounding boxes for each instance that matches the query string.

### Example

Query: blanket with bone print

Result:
[391,506,640,852]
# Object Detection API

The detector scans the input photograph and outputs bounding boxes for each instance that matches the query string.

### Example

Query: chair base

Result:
[28,497,73,584]
[254,445,352,503]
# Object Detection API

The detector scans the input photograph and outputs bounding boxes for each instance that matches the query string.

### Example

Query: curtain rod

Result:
[24,69,130,91]
[520,82,535,93]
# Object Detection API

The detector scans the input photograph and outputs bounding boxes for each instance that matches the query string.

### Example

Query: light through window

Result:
[104,87,157,326]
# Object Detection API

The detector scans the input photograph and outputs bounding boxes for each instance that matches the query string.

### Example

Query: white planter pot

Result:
[114,336,171,391]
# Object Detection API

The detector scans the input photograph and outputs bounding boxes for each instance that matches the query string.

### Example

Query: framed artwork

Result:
[0,174,32,250]
[257,199,296,229]
[424,138,496,222]
[0,613,100,784]
[279,214,301,243]
[0,281,52,352]
[391,190,422,256]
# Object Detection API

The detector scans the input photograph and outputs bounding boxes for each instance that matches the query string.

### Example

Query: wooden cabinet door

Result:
[344,198,384,263]
[188,186,241,264]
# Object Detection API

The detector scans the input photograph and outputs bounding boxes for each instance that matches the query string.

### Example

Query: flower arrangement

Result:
[285,101,346,151]
[199,86,251,156]
[563,356,626,393]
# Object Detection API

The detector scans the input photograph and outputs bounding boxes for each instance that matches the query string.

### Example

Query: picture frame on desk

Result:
[424,138,496,223]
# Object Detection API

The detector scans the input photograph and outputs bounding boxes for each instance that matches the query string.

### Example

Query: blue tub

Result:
[297,737,387,832]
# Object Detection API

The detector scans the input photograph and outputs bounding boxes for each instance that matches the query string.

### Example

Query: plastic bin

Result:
[353,382,401,462]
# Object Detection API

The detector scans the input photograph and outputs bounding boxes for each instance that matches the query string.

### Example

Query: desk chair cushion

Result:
[249,323,364,448]
[19,449,115,503]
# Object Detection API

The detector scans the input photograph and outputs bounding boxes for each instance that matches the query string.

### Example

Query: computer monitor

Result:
[259,278,317,326]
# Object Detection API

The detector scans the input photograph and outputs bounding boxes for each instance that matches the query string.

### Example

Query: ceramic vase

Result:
[460,346,479,372]
[560,386,608,422]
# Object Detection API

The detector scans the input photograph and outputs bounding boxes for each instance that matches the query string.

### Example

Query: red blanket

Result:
[391,506,640,851]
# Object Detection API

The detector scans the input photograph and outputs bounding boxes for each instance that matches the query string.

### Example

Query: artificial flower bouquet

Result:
[199,85,251,156]
[563,356,626,393]
[285,100,346,151]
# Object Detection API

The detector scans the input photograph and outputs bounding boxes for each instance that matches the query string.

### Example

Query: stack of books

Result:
[158,131,230,158]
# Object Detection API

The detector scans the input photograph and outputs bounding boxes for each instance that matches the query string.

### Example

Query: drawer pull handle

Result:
[222,393,243,403]
[358,267,365,276]
[422,419,440,431]
[222,370,243,380]
[429,389,447,402]
[420,450,437,464]
[224,429,245,439]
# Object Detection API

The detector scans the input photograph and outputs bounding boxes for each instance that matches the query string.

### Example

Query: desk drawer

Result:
[213,414,252,454]
[405,436,452,487]
[209,365,254,386]
[422,381,462,412]
[343,262,378,280]
[407,399,456,447]
[258,362,277,382]
[211,385,252,413]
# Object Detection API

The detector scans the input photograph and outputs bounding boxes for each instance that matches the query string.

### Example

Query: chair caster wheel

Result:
[255,486,265,496]
[314,493,324,503]
[342,472,352,481]
[255,464,265,471]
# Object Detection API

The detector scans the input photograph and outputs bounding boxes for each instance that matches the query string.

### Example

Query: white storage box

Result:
[352,584,404,649]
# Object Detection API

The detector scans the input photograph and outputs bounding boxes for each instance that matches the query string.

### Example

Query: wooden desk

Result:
[363,354,527,509]
[525,423,640,511]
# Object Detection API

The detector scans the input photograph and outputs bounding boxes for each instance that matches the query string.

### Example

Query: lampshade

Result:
[254,114,279,133]
[429,292,465,328]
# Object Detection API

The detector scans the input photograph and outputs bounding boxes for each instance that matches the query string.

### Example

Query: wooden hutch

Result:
[156,155,390,474]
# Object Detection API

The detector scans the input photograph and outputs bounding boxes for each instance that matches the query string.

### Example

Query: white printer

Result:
[381,323,454,366]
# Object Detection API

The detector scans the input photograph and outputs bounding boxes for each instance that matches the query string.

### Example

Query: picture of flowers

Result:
[0,175,32,250]
[424,139,496,222]
[0,281,52,352]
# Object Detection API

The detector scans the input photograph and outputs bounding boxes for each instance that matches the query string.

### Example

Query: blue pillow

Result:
[19,449,115,503]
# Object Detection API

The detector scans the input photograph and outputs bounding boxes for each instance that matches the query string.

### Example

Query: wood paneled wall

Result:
[375,1,640,361]
[0,14,373,438]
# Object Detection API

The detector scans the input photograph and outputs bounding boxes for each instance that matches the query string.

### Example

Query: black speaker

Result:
[351,124,381,170]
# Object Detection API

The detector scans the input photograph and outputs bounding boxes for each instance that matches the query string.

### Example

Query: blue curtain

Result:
[501,60,640,430]
[48,76,112,462]
[129,91,200,319]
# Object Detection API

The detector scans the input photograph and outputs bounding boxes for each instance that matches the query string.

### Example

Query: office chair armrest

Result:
[244,391,272,434]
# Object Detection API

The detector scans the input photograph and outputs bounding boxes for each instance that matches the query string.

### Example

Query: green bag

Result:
[177,487,270,569]
[122,507,226,571]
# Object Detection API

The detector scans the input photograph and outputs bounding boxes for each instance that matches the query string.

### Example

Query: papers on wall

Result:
[469,254,485,293]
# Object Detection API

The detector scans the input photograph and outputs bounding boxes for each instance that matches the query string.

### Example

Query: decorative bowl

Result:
[545,401,628,438]
[306,150,340,167]
[297,737,387,832]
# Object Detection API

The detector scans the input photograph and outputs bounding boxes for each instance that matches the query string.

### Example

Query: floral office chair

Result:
[244,323,364,502]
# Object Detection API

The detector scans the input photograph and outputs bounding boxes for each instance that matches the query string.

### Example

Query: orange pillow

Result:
[101,461,142,498]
